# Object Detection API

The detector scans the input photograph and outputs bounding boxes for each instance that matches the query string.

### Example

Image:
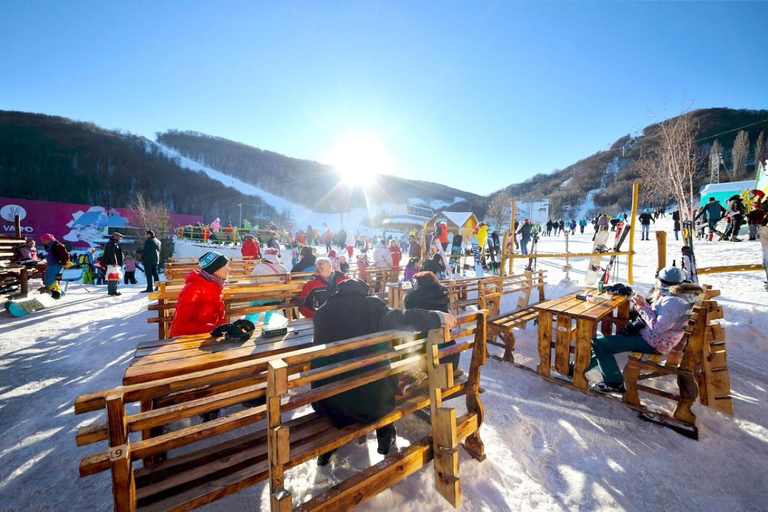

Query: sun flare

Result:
[326,133,393,188]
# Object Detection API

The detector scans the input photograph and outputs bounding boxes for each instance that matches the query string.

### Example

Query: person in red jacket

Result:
[241,234,261,260]
[437,221,449,251]
[388,239,402,281]
[168,251,231,337]
[299,257,348,318]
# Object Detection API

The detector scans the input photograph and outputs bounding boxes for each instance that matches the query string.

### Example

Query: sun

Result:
[326,133,393,188]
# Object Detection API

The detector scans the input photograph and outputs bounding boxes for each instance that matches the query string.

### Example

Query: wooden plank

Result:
[572,318,594,389]
[106,393,136,512]
[554,314,572,376]
[536,310,552,377]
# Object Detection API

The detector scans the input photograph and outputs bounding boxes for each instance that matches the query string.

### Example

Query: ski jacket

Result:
[103,239,124,266]
[518,223,533,239]
[168,269,226,338]
[241,238,260,259]
[727,198,746,219]
[421,255,445,275]
[141,237,161,265]
[251,260,287,282]
[638,212,655,225]
[291,254,316,273]
[295,232,306,245]
[43,240,69,267]
[310,279,445,428]
[636,283,703,354]
[389,245,402,268]
[210,219,221,231]
[747,207,766,225]
[408,241,421,259]
[697,201,726,222]
[437,222,449,244]
[124,259,136,272]
[404,282,450,312]
[345,232,356,247]
[299,270,348,318]
[373,245,393,267]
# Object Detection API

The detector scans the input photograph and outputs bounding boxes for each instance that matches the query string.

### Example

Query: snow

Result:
[1,217,768,511]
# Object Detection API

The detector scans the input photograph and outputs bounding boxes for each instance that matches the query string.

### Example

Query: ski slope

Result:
[0,217,767,511]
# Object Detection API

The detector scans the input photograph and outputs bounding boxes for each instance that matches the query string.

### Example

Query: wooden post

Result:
[628,182,639,284]
[509,200,516,276]
[105,393,135,512]
[267,360,291,512]
[463,311,486,461]
[426,329,461,507]
[14,214,21,239]
[656,230,667,272]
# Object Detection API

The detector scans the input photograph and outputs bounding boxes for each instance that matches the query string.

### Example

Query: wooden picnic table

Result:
[532,289,630,389]
[124,319,315,385]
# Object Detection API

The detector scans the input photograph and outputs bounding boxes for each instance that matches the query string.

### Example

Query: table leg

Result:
[573,319,595,389]
[536,311,552,376]
[617,300,630,331]
[554,314,572,375]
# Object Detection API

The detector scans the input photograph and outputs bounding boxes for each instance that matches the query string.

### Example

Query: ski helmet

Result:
[657,266,685,286]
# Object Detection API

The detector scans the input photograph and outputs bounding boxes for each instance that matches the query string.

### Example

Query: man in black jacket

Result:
[140,230,161,293]
[103,232,124,296]
[311,278,456,466]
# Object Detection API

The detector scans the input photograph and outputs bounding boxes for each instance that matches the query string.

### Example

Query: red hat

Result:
[40,233,54,243]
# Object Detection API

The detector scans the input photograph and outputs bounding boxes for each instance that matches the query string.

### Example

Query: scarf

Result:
[199,269,226,288]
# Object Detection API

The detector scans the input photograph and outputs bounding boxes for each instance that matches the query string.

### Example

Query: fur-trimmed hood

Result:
[667,282,705,297]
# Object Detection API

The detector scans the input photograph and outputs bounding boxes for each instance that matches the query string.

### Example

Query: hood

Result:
[336,278,370,296]
[668,282,705,297]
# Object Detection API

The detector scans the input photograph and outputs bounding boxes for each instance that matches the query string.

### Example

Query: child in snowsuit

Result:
[123,255,138,284]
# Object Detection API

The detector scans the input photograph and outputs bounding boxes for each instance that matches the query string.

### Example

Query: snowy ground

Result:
[1,217,767,511]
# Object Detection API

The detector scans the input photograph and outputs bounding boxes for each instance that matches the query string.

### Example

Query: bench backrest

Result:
[74,310,488,511]
[478,270,547,316]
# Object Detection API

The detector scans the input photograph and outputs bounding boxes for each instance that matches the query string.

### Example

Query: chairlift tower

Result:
[710,152,722,184]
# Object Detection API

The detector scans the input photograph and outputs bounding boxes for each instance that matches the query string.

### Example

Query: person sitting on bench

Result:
[311,278,457,466]
[576,266,704,394]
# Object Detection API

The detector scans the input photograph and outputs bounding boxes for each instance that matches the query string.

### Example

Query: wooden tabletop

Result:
[124,319,316,385]
[532,289,627,321]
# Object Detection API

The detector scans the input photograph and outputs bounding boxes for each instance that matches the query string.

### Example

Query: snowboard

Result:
[681,220,698,283]
[4,294,57,317]
[471,236,484,278]
[599,222,630,285]
[448,235,463,273]
[585,229,610,285]
[487,231,500,274]
[760,226,768,292]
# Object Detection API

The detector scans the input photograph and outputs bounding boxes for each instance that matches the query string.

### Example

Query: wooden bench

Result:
[479,270,547,362]
[164,259,257,280]
[623,286,732,437]
[74,311,488,511]
[0,236,30,298]
[148,279,309,339]
[446,276,494,314]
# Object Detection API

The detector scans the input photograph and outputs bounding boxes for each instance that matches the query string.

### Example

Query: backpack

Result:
[77,253,90,267]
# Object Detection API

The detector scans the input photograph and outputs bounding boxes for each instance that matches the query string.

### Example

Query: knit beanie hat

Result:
[263,247,280,264]
[199,251,229,274]
[41,233,54,243]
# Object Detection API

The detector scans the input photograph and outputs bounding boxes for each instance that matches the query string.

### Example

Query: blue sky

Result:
[1,1,766,195]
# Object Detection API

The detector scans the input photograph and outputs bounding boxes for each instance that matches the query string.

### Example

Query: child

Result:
[18,239,38,263]
[339,254,350,273]
[93,252,106,285]
[124,254,137,284]
[403,257,420,281]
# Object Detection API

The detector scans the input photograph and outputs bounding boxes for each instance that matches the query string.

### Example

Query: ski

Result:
[681,219,698,283]
[599,222,630,285]
[585,229,610,285]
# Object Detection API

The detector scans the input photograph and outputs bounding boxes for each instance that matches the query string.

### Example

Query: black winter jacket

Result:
[103,239,124,266]
[141,237,161,265]
[404,282,460,370]
[311,279,443,428]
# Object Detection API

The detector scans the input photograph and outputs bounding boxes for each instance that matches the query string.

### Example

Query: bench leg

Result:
[499,331,515,362]
[623,362,641,407]
[536,311,552,377]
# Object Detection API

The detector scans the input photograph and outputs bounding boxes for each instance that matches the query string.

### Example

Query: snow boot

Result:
[730,237,742,242]
[590,381,627,394]
[376,424,397,455]
[317,448,337,467]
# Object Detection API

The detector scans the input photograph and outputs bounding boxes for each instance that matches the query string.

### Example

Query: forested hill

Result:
[156,130,480,212]
[493,108,768,217]
[0,111,280,222]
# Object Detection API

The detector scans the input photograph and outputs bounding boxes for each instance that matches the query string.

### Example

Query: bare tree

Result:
[130,193,170,237]
[755,131,766,171]
[709,139,722,181]
[485,192,512,232]
[730,130,750,179]
[635,105,706,221]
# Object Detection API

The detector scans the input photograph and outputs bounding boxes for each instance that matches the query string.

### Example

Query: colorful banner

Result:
[0,197,202,248]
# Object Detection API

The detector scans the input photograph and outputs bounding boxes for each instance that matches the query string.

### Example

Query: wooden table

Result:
[532,290,630,389]
[124,319,315,385]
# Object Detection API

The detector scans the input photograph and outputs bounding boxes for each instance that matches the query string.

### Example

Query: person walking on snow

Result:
[139,230,161,293]
[40,233,70,295]
[694,197,727,241]
[103,232,125,296]
[747,202,766,240]
[638,209,655,240]
[345,230,356,259]
[672,207,681,241]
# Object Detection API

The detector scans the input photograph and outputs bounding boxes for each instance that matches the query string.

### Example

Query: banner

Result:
[0,197,202,248]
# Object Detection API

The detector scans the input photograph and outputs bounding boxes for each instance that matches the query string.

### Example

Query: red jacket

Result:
[168,269,226,338]
[438,222,449,244]
[389,245,402,268]
[299,271,348,318]
[241,238,261,259]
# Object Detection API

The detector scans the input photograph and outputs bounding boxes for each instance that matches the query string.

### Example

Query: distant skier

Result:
[579,217,587,234]
[672,207,681,241]
[748,202,766,240]
[546,219,553,236]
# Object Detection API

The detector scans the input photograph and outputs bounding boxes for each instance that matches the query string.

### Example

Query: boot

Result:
[708,233,713,241]
[376,424,397,455]
[590,381,627,394]
[317,449,337,467]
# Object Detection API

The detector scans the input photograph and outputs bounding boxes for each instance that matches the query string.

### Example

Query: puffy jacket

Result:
[437,222,449,244]
[241,238,261,259]
[408,241,421,259]
[389,245,402,268]
[696,201,726,222]
[44,240,69,266]
[638,212,655,225]
[141,236,161,265]
[747,207,766,225]
[373,245,393,268]
[311,279,444,428]
[103,239,123,266]
[251,260,287,282]
[345,232,356,247]
[299,271,348,318]
[291,254,316,273]
[168,269,226,337]
[636,283,703,354]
